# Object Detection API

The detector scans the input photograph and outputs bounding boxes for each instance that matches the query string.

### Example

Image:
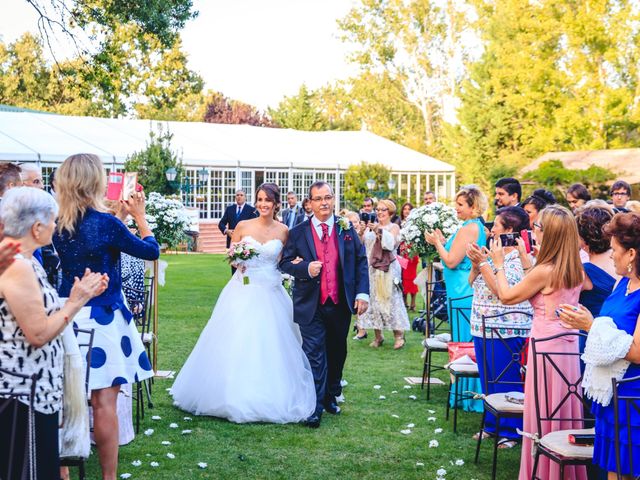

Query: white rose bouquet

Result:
[399,202,462,263]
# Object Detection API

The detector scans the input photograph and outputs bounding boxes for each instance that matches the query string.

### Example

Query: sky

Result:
[0,0,358,110]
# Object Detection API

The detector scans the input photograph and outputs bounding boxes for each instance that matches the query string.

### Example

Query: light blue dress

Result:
[443,217,485,412]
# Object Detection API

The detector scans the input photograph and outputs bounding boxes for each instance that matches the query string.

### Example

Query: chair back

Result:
[531,332,592,436]
[612,374,640,480]
[73,327,95,397]
[0,367,38,480]
[427,279,449,335]
[448,294,473,342]
[480,311,532,393]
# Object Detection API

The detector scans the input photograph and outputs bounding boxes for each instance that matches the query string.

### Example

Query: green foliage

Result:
[343,162,398,210]
[268,84,329,130]
[125,127,183,195]
[523,160,615,203]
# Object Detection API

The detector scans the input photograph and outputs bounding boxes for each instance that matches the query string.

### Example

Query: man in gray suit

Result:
[281,191,304,229]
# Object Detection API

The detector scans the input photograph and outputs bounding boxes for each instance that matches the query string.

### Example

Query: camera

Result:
[359,212,377,223]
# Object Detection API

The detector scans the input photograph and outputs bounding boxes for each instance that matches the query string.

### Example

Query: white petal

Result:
[428,409,435,414]
[144,429,154,436]
[403,385,412,389]
[166,453,175,459]
[437,468,447,476]
[391,414,400,418]
[169,423,179,428]
[131,460,142,467]
[428,417,436,422]
[161,441,171,446]
[455,459,464,466]
[182,429,192,435]
[407,423,415,428]
[434,428,443,433]
[150,462,159,467]
[373,385,381,390]
[198,462,208,469]
[416,462,424,467]
[391,390,398,394]
[183,417,192,421]
[151,415,161,420]
[379,395,386,400]
[408,395,417,400]
[400,429,412,435]
[120,474,132,479]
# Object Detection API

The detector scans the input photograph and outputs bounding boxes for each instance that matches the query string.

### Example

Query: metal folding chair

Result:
[612,374,640,480]
[420,278,449,398]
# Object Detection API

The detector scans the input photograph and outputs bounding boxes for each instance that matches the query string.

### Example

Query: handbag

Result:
[447,342,477,363]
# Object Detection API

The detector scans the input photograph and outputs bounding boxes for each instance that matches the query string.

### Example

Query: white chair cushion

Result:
[448,363,479,375]
[422,338,448,350]
[142,332,153,344]
[539,428,595,459]
[484,393,525,414]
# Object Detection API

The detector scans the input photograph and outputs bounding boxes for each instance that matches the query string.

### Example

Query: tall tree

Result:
[204,92,276,127]
[268,84,330,131]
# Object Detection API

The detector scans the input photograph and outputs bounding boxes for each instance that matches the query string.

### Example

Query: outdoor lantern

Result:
[366,178,376,191]
[387,177,397,191]
[198,168,209,184]
[165,167,177,182]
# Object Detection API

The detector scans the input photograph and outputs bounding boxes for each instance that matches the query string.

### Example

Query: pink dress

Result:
[518,286,588,480]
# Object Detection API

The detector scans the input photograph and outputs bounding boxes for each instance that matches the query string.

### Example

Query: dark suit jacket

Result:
[218,203,258,247]
[281,205,304,228]
[279,216,369,325]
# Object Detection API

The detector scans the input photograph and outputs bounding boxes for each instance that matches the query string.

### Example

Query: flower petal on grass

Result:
[408,395,417,400]
[183,417,192,421]
[379,395,386,400]
[429,439,439,448]
[131,460,142,467]
[182,429,192,435]
[120,474,132,479]
[403,385,412,389]
[161,441,171,446]
[455,459,464,466]
[407,423,415,428]
[391,390,398,394]
[150,461,159,467]
[151,415,161,420]
[428,417,436,422]
[391,414,400,418]
[437,468,447,476]
[434,428,443,434]
[198,462,208,469]
[416,462,424,467]
[166,453,175,459]
[373,385,381,390]
[400,429,412,435]
[144,429,154,436]
[428,409,435,414]
[169,423,178,428]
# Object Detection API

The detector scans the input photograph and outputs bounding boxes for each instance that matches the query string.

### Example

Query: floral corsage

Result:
[337,216,351,234]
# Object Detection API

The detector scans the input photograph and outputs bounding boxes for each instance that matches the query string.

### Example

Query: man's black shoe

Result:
[323,399,341,415]
[303,412,322,428]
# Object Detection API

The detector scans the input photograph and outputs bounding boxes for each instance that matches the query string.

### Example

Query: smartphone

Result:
[122,172,138,200]
[499,232,521,247]
[520,230,535,253]
[568,434,595,445]
[106,172,124,201]
[359,212,377,223]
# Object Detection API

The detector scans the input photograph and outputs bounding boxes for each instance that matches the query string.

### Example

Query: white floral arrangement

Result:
[399,202,462,262]
[131,192,191,249]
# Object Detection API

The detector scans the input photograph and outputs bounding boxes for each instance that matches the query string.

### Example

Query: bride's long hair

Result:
[256,183,280,220]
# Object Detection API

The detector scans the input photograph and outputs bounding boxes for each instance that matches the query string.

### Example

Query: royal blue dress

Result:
[443,217,485,412]
[592,277,640,476]
[53,209,160,390]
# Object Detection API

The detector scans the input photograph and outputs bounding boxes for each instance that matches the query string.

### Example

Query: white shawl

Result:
[581,316,633,407]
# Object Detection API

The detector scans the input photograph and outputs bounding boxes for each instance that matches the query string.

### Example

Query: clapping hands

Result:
[69,268,109,305]
[424,228,445,245]
[466,243,488,267]
[488,235,505,267]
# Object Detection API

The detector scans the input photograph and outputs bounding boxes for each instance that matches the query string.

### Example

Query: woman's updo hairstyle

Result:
[522,189,556,212]
[256,183,281,219]
[575,205,614,254]
[604,212,640,276]
[496,206,530,233]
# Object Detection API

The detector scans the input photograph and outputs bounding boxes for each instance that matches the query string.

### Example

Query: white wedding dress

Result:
[171,236,316,423]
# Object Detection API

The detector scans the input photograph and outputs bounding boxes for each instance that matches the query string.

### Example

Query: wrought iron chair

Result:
[420,278,449,399]
[60,327,95,480]
[612,374,640,480]
[530,332,594,480]
[0,367,38,480]
[474,311,532,480]
[444,294,478,433]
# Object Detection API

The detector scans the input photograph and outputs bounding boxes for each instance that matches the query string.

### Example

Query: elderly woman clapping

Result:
[0,187,107,480]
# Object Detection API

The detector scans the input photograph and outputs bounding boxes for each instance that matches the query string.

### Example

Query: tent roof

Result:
[0,111,454,173]
[525,149,640,184]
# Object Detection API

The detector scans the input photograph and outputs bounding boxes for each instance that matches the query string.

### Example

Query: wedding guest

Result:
[299,198,313,222]
[487,204,586,480]
[610,180,632,213]
[425,185,488,412]
[20,163,44,189]
[423,191,436,205]
[558,212,640,479]
[494,178,521,208]
[357,199,409,349]
[522,189,556,229]
[0,187,106,480]
[399,202,419,311]
[566,183,591,213]
[282,191,302,229]
[467,206,533,447]
[343,210,368,341]
[0,162,22,199]
[626,200,640,213]
[53,153,159,480]
[360,197,377,223]
[218,190,257,273]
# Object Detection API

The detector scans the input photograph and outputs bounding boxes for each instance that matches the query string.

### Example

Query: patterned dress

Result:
[357,226,410,331]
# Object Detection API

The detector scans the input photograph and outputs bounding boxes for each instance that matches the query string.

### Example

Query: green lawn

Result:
[83,254,521,479]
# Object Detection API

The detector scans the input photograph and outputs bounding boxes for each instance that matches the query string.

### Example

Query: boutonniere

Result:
[336,216,351,234]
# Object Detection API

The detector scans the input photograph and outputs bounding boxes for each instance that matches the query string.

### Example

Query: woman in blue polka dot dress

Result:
[53,154,160,480]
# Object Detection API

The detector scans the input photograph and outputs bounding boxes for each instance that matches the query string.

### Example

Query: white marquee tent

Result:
[0,110,456,220]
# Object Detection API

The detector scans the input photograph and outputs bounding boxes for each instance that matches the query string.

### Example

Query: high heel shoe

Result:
[393,336,406,350]
[353,332,368,340]
[369,337,384,348]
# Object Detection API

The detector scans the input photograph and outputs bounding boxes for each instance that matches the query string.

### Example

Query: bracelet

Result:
[494,266,504,273]
[478,261,489,269]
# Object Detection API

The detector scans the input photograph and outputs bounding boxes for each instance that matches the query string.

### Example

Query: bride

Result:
[171,183,316,423]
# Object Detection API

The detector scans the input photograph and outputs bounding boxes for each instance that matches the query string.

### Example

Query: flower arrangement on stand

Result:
[399,202,461,263]
[134,192,191,250]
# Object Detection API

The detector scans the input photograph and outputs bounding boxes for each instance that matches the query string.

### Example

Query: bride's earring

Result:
[628,262,633,274]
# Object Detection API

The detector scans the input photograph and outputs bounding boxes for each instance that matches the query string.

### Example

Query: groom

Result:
[280,181,369,428]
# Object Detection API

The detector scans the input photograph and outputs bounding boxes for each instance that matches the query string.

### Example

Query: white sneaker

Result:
[336,394,345,403]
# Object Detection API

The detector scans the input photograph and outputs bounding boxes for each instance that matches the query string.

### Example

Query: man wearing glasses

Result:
[218,189,257,273]
[610,180,632,213]
[20,163,44,189]
[280,181,369,428]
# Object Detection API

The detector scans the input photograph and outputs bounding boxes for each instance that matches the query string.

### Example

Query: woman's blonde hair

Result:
[56,153,107,235]
[456,185,488,219]
[378,199,396,215]
[534,204,584,290]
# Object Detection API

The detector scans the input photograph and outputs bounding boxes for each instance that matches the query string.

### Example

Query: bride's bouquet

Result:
[400,202,461,263]
[226,241,259,284]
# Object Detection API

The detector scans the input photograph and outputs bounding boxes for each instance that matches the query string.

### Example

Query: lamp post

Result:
[365,177,397,201]
[165,167,209,207]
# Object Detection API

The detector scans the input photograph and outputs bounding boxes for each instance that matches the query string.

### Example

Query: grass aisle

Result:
[85,254,521,479]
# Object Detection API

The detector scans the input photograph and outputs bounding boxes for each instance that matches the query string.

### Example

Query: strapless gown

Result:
[171,236,316,423]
